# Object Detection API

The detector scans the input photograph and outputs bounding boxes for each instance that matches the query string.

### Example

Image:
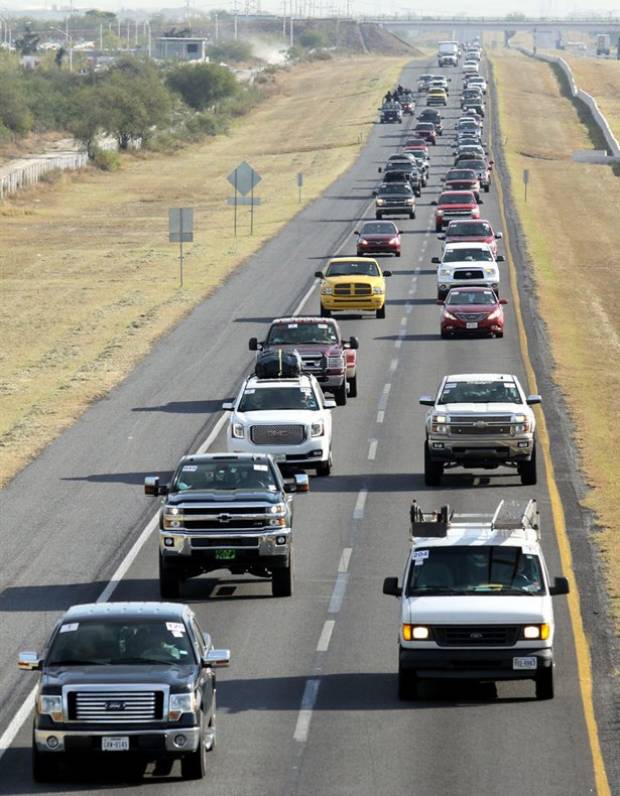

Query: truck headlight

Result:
[435,209,444,215]
[376,198,385,206]
[405,198,414,205]
[373,286,385,295]
[269,502,286,514]
[512,414,531,433]
[169,692,197,721]
[232,423,245,439]
[167,507,180,516]
[402,624,430,641]
[327,356,344,368]
[522,624,550,640]
[431,415,449,434]
[320,285,334,295]
[439,268,451,277]
[310,422,324,437]
[484,268,496,277]
[37,695,63,722]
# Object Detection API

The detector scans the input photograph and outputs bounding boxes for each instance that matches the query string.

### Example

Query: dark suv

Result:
[19,602,230,782]
[146,453,307,598]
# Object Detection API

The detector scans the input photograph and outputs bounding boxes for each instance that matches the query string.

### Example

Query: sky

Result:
[3,0,620,15]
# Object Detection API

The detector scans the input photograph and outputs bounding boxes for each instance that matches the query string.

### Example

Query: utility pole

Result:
[282,1,286,37]
[289,14,293,47]
[214,12,219,41]
[99,23,103,50]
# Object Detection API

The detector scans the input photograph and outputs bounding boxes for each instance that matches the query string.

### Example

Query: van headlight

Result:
[522,624,550,640]
[37,695,63,722]
[402,624,430,641]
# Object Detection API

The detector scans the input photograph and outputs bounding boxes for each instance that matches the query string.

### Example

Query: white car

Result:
[462,61,479,75]
[432,242,503,300]
[466,76,487,93]
[383,500,569,701]
[224,374,334,476]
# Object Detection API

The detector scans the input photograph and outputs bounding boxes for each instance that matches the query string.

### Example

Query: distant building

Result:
[154,37,208,62]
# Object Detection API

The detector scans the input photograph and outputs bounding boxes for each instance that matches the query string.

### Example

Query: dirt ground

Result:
[490,49,620,628]
[0,55,411,487]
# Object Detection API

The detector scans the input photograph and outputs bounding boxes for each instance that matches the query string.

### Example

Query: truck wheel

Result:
[181,725,207,780]
[484,184,490,193]
[348,374,358,398]
[33,747,59,783]
[398,666,418,700]
[320,305,331,318]
[159,557,181,600]
[518,444,537,486]
[435,223,442,232]
[409,210,416,219]
[535,666,554,700]
[375,212,383,220]
[424,441,443,487]
[334,382,347,406]
[316,453,332,477]
[376,305,386,319]
[272,561,293,597]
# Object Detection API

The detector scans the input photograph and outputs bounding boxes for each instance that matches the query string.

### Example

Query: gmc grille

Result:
[250,425,305,445]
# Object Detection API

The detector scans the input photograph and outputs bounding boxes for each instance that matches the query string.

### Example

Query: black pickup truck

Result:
[19,601,230,782]
[146,453,307,598]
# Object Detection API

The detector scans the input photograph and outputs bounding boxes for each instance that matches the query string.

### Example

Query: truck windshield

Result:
[326,261,380,277]
[443,248,493,262]
[266,323,337,345]
[239,387,319,412]
[438,380,522,404]
[172,460,278,492]
[46,620,197,666]
[406,547,545,596]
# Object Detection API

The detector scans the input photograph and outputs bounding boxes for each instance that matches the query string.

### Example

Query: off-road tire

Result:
[535,666,554,700]
[159,557,181,600]
[424,441,443,487]
[272,562,293,597]
[334,382,347,406]
[518,444,537,486]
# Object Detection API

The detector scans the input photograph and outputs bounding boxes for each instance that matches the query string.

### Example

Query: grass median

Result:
[489,49,620,628]
[0,55,411,486]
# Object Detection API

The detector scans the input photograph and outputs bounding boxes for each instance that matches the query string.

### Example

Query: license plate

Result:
[513,656,537,670]
[466,322,478,329]
[102,736,129,752]
[215,549,236,561]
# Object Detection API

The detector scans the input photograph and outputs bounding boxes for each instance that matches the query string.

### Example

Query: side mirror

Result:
[222,401,234,411]
[294,472,310,492]
[314,271,324,279]
[382,577,402,597]
[372,190,377,196]
[383,270,392,277]
[18,651,42,671]
[203,649,231,669]
[419,396,435,406]
[526,395,542,406]
[495,231,503,239]
[431,200,437,205]
[478,199,483,204]
[377,167,382,173]
[349,336,359,350]
[431,256,441,264]
[437,234,445,240]
[144,476,160,496]
[436,299,444,305]
[496,254,505,262]
[549,576,570,596]
[249,337,259,351]
[324,399,337,409]
[353,230,360,235]
[499,298,508,305]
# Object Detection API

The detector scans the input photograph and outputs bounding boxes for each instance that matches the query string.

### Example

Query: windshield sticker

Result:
[244,389,255,394]
[253,464,268,472]
[182,465,197,472]
[166,622,186,638]
[267,484,277,491]
[60,623,79,633]
[414,559,425,566]
[317,323,328,329]
[287,323,298,329]
[413,549,429,560]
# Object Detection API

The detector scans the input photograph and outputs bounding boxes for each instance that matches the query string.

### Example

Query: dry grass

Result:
[0,55,411,485]
[490,49,620,628]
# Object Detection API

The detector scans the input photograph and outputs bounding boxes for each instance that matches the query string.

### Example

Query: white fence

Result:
[518,47,620,158]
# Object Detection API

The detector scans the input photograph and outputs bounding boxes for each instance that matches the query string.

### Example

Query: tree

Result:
[66,86,104,157]
[0,74,33,135]
[206,40,253,63]
[166,62,238,111]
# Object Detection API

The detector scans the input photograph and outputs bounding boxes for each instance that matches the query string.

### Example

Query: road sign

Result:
[297,172,303,187]
[227,161,261,197]
[227,197,262,206]
[169,208,194,242]
[522,169,529,185]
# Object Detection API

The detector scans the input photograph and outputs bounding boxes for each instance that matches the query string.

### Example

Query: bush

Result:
[298,30,329,49]
[206,40,253,63]
[166,62,238,111]
[0,75,33,135]
[92,148,121,171]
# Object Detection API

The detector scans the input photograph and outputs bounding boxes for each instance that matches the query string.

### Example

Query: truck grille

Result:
[250,424,305,445]
[444,210,473,217]
[300,354,325,372]
[433,626,519,647]
[448,416,514,436]
[453,269,484,280]
[68,690,163,723]
[451,424,512,436]
[334,283,372,296]
[191,537,259,548]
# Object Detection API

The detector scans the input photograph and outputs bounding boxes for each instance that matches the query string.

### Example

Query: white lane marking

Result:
[383,383,391,395]
[376,410,385,423]
[390,357,399,372]
[338,547,352,573]
[0,687,37,764]
[293,678,321,743]
[400,316,407,327]
[328,573,350,614]
[408,287,414,296]
[293,278,320,316]
[394,339,402,350]
[316,620,336,652]
[368,439,378,460]
[353,488,368,519]
[406,304,413,315]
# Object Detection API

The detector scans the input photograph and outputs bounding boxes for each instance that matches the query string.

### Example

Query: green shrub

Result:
[207,40,253,63]
[92,148,121,171]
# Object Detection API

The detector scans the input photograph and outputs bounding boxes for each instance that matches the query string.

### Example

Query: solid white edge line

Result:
[338,547,352,573]
[0,687,37,763]
[316,620,336,653]
[293,678,321,743]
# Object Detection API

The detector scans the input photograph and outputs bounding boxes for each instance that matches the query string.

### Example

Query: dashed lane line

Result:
[293,679,321,743]
[338,547,352,573]
[353,488,368,519]
[316,620,336,653]
[368,439,378,461]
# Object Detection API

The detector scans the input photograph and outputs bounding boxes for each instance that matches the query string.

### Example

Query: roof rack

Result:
[409,499,540,541]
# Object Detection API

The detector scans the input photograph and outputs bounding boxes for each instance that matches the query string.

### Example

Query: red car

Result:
[438,286,507,338]
[443,168,481,199]
[432,191,480,232]
[355,220,401,257]
[414,122,437,145]
[438,219,503,257]
[403,138,429,156]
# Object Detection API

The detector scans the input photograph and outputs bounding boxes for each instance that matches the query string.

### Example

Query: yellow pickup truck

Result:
[315,257,392,319]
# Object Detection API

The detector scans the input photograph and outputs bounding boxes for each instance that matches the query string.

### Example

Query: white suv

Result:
[383,500,569,701]
[432,241,503,300]
[224,374,334,476]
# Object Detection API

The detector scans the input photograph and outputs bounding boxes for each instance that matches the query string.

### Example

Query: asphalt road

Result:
[0,59,611,795]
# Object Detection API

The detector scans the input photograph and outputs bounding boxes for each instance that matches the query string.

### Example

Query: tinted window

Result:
[172,459,278,492]
[447,222,491,236]
[439,193,475,205]
[443,248,493,262]
[326,260,380,277]
[360,222,398,235]
[438,381,522,404]
[446,290,497,305]
[380,184,413,195]
[239,387,320,413]
[266,322,338,345]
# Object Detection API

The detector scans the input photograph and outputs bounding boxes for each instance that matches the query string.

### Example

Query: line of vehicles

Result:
[16,41,570,783]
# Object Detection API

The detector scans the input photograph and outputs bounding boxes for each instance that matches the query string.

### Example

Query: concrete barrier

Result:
[516,47,620,158]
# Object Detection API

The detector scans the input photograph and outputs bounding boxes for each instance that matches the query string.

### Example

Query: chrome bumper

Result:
[34,726,201,754]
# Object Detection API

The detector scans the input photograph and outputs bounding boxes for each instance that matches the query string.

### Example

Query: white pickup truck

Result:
[433,242,503,300]
[383,500,569,701]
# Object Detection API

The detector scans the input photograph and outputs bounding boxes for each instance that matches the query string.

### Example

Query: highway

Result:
[0,58,612,795]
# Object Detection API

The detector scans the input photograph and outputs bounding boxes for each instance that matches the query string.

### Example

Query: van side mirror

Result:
[418,396,435,406]
[550,577,569,596]
[496,254,505,262]
[526,395,542,406]
[382,577,402,597]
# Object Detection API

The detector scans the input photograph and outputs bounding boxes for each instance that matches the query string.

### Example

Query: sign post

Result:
[297,172,303,204]
[227,161,262,236]
[522,169,529,202]
[169,208,194,288]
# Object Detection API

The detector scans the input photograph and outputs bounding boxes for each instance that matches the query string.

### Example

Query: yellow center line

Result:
[488,58,611,796]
